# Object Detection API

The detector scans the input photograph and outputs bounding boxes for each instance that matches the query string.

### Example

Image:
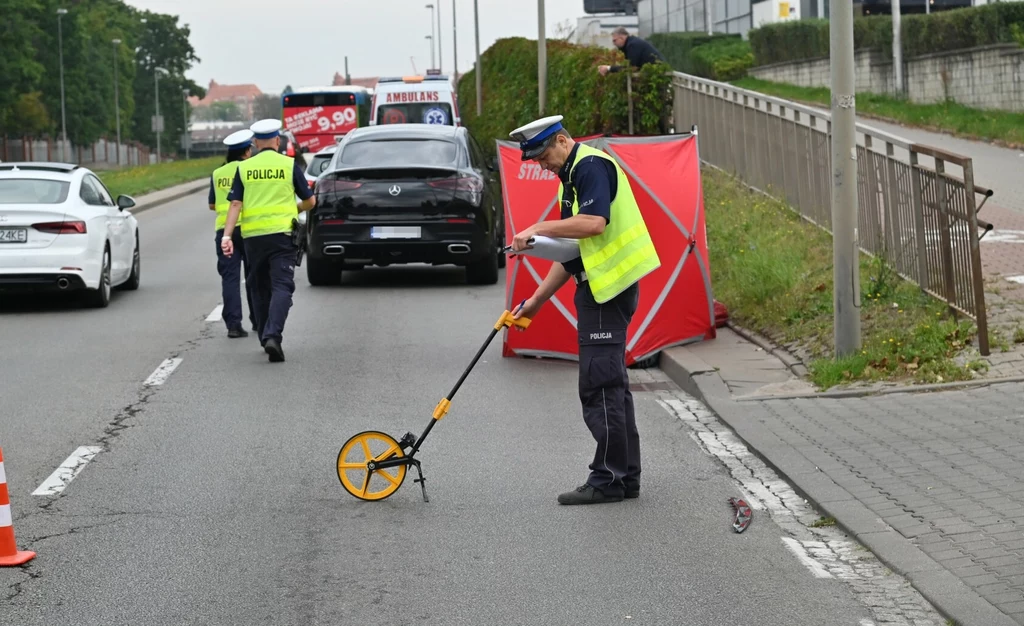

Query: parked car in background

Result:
[304,145,338,194]
[0,162,141,307]
[306,124,503,286]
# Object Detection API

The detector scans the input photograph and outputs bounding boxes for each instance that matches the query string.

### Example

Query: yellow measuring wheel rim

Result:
[337,430,407,501]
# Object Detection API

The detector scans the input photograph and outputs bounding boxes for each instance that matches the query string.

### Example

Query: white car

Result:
[304,145,337,193]
[0,162,140,308]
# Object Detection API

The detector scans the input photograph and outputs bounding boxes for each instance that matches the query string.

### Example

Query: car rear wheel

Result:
[307,255,341,286]
[466,248,499,285]
[85,245,112,308]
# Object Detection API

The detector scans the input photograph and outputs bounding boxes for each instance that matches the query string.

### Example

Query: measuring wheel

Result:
[336,430,408,501]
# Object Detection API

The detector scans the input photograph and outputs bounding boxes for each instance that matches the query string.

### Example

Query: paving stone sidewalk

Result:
[976,203,1024,378]
[661,330,1024,626]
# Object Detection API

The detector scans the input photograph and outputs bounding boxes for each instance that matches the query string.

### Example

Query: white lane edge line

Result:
[781,537,834,579]
[205,304,223,322]
[32,446,103,496]
[144,357,183,386]
[860,620,876,626]
[1007,275,1024,285]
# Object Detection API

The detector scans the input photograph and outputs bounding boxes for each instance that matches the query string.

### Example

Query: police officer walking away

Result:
[509,115,661,505]
[220,119,315,363]
[209,129,257,338]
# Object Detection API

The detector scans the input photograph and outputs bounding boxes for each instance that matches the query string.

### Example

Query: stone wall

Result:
[748,44,1024,112]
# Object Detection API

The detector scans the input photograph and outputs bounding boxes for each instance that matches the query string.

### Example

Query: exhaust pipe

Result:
[57,277,70,289]
[448,244,471,254]
[323,245,345,255]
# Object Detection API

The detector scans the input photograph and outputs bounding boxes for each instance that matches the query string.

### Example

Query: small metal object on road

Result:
[729,497,752,533]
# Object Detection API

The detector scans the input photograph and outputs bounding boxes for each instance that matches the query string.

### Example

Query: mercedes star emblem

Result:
[389,185,401,196]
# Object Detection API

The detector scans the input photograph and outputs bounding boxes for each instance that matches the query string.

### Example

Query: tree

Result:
[0,0,47,134]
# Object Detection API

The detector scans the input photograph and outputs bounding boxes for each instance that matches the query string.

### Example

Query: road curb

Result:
[658,349,1019,626]
[127,178,208,215]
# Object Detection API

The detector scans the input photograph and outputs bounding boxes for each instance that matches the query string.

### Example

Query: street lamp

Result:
[154,66,167,164]
[182,88,190,160]
[426,3,436,70]
[435,0,443,73]
[112,38,121,166]
[452,0,458,82]
[538,0,546,115]
[474,0,481,115]
[57,8,68,162]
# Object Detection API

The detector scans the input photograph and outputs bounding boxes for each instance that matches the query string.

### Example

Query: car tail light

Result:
[320,219,346,225]
[446,218,472,223]
[287,142,295,157]
[428,176,484,192]
[318,180,363,192]
[33,220,86,234]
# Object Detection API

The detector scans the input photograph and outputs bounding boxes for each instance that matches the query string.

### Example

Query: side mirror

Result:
[116,194,136,211]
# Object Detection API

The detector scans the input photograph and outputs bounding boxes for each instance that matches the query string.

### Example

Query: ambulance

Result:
[369,75,461,127]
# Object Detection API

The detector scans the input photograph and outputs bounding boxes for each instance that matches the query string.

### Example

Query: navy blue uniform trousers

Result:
[243,233,296,344]
[215,228,256,331]
[575,279,641,497]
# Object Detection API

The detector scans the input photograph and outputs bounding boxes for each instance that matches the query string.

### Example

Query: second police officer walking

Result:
[509,115,661,505]
[209,129,257,339]
[220,119,316,363]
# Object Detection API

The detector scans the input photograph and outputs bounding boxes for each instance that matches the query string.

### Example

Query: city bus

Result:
[281,85,372,154]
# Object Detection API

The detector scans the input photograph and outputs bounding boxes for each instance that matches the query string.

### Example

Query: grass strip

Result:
[99,156,222,199]
[731,77,1024,149]
[703,165,986,390]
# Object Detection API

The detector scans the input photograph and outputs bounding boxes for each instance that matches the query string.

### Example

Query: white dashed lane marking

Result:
[144,358,183,386]
[205,304,223,322]
[32,446,102,496]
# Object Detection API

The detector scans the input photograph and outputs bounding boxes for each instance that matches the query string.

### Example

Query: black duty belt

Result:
[573,270,588,285]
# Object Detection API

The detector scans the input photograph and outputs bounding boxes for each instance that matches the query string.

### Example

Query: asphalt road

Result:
[1,189,918,625]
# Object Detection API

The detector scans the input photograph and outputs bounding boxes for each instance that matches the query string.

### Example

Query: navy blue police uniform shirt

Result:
[226,147,314,206]
[558,142,617,276]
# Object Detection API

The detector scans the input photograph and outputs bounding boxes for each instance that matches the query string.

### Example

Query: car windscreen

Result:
[307,153,334,175]
[376,102,454,126]
[0,179,71,204]
[338,139,458,166]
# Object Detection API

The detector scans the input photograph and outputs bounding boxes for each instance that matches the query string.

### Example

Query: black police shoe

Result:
[264,338,285,363]
[557,483,623,505]
[227,328,249,338]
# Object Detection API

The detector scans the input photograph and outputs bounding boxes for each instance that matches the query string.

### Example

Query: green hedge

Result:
[749,4,1024,66]
[455,37,673,160]
[647,32,740,75]
[691,38,755,81]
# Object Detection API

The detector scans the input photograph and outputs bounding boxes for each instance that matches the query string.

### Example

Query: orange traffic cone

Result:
[0,448,36,566]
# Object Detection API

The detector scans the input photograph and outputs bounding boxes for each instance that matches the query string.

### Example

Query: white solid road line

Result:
[1008,275,1024,285]
[144,357,183,386]
[205,304,223,322]
[781,537,834,579]
[32,446,103,496]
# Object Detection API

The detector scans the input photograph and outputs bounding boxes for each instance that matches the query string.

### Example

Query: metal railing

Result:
[672,72,994,355]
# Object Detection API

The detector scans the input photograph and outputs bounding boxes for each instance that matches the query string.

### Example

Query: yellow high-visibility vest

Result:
[559,143,661,303]
[236,150,296,238]
[212,161,241,231]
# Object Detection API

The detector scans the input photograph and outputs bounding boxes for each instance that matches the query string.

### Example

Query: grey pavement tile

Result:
[913,532,946,545]
[986,591,1024,605]
[977,582,1015,596]
[929,548,969,561]
[990,562,1024,577]
[943,556,982,569]
[954,540,1000,553]
[961,572,1001,586]
[985,555,1022,567]
[1005,602,1024,615]
[938,524,984,535]
[973,547,1014,559]
[897,524,937,538]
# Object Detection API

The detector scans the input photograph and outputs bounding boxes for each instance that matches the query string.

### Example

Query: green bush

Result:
[455,37,673,160]
[691,38,755,81]
[647,31,740,75]
[749,3,1024,66]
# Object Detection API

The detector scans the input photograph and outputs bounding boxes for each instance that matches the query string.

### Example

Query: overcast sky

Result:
[125,0,584,94]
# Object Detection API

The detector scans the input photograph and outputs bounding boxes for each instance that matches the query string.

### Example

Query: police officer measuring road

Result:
[220,119,316,363]
[508,115,661,505]
[209,129,258,339]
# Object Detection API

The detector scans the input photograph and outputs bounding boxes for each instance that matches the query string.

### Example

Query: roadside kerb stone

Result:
[659,348,1022,626]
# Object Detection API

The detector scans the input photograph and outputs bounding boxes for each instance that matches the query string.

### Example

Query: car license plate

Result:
[370,226,421,239]
[0,228,28,244]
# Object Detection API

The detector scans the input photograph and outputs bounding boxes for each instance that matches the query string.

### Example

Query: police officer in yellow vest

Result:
[509,115,661,505]
[209,129,257,338]
[220,119,315,363]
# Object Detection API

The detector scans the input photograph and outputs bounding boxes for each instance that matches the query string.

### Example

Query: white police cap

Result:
[250,118,283,140]
[222,129,254,150]
[509,115,564,161]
